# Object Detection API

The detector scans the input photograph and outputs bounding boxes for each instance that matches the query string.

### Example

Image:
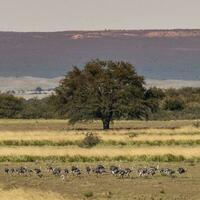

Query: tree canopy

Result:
[55,59,149,129]
[0,93,23,118]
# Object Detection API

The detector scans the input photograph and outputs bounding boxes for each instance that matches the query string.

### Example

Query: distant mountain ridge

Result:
[0,29,200,80]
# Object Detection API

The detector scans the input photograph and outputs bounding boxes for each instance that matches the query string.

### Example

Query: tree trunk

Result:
[102,119,110,130]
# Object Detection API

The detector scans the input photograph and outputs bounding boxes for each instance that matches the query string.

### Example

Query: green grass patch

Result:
[83,191,93,198]
[0,154,199,163]
[1,139,200,147]
[0,140,81,146]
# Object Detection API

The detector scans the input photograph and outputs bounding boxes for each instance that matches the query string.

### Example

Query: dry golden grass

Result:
[0,119,197,131]
[0,120,199,160]
[0,146,199,158]
[0,130,132,142]
[128,134,200,141]
[0,126,199,142]
[0,119,66,124]
[0,131,85,141]
[135,126,200,135]
[0,187,66,200]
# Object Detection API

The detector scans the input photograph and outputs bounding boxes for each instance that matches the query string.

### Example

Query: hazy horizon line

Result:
[1,28,200,33]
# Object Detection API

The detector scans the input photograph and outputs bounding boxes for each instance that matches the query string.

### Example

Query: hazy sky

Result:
[0,0,200,31]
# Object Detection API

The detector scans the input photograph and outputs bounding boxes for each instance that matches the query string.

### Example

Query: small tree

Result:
[55,59,147,129]
[35,87,43,94]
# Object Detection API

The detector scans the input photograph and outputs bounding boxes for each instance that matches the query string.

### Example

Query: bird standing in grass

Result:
[177,167,186,174]
[60,174,65,181]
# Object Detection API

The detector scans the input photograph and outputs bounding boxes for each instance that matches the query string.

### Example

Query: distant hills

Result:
[0,30,200,80]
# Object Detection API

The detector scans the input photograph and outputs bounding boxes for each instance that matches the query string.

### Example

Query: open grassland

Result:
[1,128,200,141]
[0,187,66,200]
[0,119,198,131]
[0,119,200,199]
[0,120,199,150]
[0,146,200,158]
[0,119,199,161]
[0,162,200,200]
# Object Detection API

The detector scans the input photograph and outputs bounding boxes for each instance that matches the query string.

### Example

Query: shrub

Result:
[145,87,165,99]
[163,98,185,111]
[160,189,165,194]
[79,133,101,148]
[0,93,23,118]
[83,191,93,198]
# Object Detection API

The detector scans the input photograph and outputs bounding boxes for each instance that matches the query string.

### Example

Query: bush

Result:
[145,87,165,99]
[21,97,58,119]
[79,133,101,148]
[0,93,24,118]
[160,189,165,194]
[83,191,93,198]
[163,98,185,111]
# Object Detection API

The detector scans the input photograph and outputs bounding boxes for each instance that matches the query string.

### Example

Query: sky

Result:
[0,0,200,32]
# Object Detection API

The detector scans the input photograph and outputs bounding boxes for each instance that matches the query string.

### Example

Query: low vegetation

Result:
[78,133,101,148]
[0,120,199,161]
[0,119,198,131]
[0,161,200,200]
[0,187,66,200]
[0,154,196,163]
[0,138,200,147]
[0,145,200,161]
[0,119,199,199]
[83,191,93,198]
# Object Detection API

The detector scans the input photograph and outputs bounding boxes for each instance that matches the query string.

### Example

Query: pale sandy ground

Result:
[1,76,200,99]
[1,77,200,90]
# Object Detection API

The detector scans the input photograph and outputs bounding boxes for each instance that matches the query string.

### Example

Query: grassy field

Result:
[0,119,197,131]
[0,146,200,158]
[0,119,200,199]
[0,162,200,200]
[0,186,66,200]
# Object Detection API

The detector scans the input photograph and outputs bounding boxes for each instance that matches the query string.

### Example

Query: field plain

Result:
[0,119,200,199]
[0,162,200,200]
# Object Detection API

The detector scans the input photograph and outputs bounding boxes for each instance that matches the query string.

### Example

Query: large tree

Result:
[55,59,148,129]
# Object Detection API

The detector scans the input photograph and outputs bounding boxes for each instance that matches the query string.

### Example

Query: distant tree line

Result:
[1,86,200,121]
[0,60,200,128]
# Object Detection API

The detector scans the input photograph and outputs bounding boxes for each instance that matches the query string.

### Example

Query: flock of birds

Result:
[4,164,186,181]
